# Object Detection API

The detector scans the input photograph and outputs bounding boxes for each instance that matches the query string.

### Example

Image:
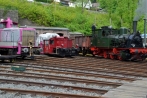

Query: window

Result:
[0,23,5,28]
[1,29,20,42]
[22,30,35,46]
[50,40,54,45]
[102,31,106,37]
[45,41,48,46]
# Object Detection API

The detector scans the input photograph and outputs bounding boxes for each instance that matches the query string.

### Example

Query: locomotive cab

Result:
[43,37,78,57]
[92,26,119,48]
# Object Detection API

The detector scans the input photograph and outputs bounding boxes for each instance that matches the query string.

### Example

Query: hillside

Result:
[0,0,145,34]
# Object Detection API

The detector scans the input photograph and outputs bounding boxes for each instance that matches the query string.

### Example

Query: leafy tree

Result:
[74,0,92,13]
[98,0,118,25]
[35,0,53,3]
[98,0,139,29]
[91,0,99,3]
[70,0,77,2]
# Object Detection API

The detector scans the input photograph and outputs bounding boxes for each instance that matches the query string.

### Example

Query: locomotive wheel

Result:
[110,54,115,59]
[118,56,123,61]
[103,52,109,59]
[92,54,95,57]
[60,53,65,58]
[22,56,26,59]
[82,50,87,56]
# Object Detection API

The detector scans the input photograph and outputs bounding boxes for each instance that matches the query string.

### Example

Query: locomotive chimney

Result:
[133,21,137,33]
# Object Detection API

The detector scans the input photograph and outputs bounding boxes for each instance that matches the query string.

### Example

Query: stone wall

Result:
[0,9,38,26]
[0,9,18,23]
[19,18,39,26]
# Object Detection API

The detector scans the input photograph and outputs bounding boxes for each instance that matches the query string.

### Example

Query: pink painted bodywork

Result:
[0,17,18,28]
[17,28,36,54]
[0,17,18,44]
[0,18,42,55]
[0,27,37,55]
[5,17,13,28]
[17,42,21,54]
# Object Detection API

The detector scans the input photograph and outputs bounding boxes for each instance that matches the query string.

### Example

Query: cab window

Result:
[50,40,54,45]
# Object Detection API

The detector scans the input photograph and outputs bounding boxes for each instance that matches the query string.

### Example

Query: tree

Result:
[35,0,53,3]
[71,0,77,2]
[75,0,92,13]
[114,0,138,27]
[98,0,117,25]
[91,0,96,3]
[98,0,138,28]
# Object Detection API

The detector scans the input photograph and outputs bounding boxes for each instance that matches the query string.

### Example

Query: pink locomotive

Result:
[0,17,42,59]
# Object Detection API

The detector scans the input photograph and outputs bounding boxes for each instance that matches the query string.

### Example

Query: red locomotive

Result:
[37,33,79,57]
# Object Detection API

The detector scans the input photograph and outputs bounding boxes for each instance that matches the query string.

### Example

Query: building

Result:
[75,0,92,9]
[20,26,70,37]
[54,0,92,9]
[54,0,60,3]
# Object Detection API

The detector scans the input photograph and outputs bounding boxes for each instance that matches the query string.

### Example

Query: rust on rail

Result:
[0,88,104,98]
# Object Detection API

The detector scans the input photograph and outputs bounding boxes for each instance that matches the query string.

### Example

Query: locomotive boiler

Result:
[110,21,143,48]
[90,21,147,61]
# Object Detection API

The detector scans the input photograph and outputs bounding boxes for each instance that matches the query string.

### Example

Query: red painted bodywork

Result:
[90,46,147,60]
[43,37,73,54]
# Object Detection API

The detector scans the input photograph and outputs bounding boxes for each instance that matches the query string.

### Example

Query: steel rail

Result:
[2,61,147,78]
[0,78,107,94]
[0,66,137,82]
[0,72,122,87]
[36,59,147,73]
[0,88,104,98]
[13,61,147,78]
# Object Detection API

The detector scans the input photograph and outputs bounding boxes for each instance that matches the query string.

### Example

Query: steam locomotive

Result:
[90,21,147,61]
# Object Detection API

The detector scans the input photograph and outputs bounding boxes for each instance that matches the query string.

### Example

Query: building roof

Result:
[69,32,83,35]
[20,26,69,31]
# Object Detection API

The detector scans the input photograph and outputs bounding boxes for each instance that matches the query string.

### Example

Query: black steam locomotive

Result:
[90,21,147,61]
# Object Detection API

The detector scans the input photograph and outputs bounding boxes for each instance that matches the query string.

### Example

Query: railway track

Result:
[0,71,122,87]
[15,59,147,78]
[0,55,147,97]
[0,65,136,82]
[0,88,101,98]
[0,78,107,94]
